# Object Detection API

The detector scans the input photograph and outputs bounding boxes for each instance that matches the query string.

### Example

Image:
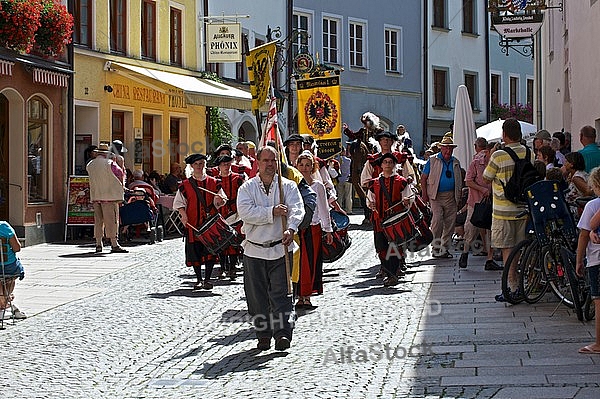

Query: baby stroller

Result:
[120,188,163,244]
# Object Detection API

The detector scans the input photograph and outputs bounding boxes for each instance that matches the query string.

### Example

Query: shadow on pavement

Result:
[208,327,255,346]
[59,252,108,258]
[348,286,412,297]
[148,289,222,299]
[194,348,288,378]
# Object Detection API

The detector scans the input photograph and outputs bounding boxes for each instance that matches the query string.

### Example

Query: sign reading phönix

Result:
[207,23,242,63]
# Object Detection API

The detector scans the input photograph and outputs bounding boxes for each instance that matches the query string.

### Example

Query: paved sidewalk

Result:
[2,217,600,398]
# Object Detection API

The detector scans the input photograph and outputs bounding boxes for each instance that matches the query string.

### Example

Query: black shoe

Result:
[95,245,102,253]
[257,337,271,351]
[111,246,129,253]
[383,275,399,287]
[459,253,468,269]
[275,336,291,351]
[485,260,503,271]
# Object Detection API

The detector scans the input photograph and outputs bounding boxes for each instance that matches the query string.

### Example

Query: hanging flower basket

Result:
[33,0,74,58]
[0,0,42,53]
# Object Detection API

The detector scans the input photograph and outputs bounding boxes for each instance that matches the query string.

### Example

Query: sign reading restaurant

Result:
[207,23,242,63]
[492,13,544,39]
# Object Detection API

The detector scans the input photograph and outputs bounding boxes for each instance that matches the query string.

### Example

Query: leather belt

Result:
[247,239,283,248]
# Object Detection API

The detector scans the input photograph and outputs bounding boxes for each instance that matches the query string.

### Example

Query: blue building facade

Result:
[293,0,424,152]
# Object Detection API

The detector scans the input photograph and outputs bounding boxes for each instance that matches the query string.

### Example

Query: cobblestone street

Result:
[2,214,600,398]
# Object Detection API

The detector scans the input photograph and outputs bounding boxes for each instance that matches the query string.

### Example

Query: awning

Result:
[111,62,253,110]
[32,68,69,87]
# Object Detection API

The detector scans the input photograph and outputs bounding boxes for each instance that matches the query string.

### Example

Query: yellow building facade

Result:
[73,0,251,175]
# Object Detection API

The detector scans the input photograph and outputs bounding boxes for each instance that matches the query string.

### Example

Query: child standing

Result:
[576,167,600,354]
[0,220,26,320]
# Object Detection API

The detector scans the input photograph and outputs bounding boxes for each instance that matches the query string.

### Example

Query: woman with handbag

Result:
[459,138,502,271]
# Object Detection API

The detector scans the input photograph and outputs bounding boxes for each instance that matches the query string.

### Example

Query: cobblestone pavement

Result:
[2,215,600,398]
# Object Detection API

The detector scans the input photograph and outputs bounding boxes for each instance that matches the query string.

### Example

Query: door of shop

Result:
[0,94,8,220]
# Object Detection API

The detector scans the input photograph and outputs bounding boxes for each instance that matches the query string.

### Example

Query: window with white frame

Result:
[509,76,519,107]
[433,68,448,107]
[433,0,447,29]
[462,0,476,34]
[464,72,478,109]
[349,20,367,68]
[385,26,402,74]
[292,12,311,57]
[323,16,340,64]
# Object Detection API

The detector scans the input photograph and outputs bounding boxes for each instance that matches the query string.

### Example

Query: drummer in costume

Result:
[367,153,414,287]
[294,151,334,307]
[207,144,251,178]
[361,131,416,277]
[174,154,226,290]
[214,154,246,280]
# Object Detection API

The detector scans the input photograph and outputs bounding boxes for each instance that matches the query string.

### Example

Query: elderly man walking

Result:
[420,136,463,258]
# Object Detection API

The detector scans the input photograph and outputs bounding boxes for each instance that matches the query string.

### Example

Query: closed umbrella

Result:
[452,85,476,169]
[476,119,537,142]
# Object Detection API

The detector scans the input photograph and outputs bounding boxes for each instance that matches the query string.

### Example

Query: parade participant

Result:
[209,143,251,178]
[174,154,226,290]
[237,146,304,351]
[301,134,341,209]
[236,141,258,177]
[283,134,305,167]
[343,112,384,152]
[360,130,415,189]
[334,147,353,214]
[295,151,334,308]
[420,136,463,258]
[367,153,413,286]
[215,154,246,280]
[86,143,128,254]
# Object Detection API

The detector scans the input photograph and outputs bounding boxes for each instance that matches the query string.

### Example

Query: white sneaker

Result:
[11,305,27,319]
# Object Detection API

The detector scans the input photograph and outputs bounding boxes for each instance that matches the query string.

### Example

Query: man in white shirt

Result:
[237,146,304,352]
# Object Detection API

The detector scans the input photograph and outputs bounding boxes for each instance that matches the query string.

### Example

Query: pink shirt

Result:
[465,150,491,207]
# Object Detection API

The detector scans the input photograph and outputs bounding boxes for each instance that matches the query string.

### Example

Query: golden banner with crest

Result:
[296,72,342,159]
[246,41,277,112]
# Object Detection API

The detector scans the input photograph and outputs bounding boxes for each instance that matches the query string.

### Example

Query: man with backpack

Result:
[483,118,539,301]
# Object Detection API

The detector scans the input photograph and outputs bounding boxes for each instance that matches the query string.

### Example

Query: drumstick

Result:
[195,185,220,197]
[186,223,200,233]
[384,201,408,214]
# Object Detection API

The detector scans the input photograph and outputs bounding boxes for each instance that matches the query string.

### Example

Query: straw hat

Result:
[439,136,457,147]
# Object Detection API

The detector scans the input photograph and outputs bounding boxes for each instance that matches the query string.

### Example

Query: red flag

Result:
[260,96,278,147]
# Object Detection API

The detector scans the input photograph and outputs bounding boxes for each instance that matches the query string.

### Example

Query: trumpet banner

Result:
[296,73,342,159]
[246,41,277,112]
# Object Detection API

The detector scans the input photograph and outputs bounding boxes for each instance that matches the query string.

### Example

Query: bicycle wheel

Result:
[560,248,585,320]
[584,295,596,321]
[547,251,575,308]
[501,239,532,304]
[520,240,549,304]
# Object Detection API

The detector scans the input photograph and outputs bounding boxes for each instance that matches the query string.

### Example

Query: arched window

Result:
[27,97,49,203]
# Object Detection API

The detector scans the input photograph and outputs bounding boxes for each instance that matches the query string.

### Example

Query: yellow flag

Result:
[296,72,342,159]
[246,41,277,112]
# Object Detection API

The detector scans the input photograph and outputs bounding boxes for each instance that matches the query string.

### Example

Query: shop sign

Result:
[207,23,242,63]
[492,13,544,38]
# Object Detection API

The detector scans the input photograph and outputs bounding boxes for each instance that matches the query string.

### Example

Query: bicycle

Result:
[500,180,583,319]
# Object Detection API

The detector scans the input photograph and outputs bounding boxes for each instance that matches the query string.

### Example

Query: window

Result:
[110,0,126,54]
[143,115,154,172]
[74,0,92,47]
[433,69,448,107]
[141,0,156,60]
[170,7,182,66]
[111,111,125,144]
[170,119,180,165]
[464,72,478,109]
[491,74,500,105]
[509,76,519,107]
[323,17,340,64]
[385,27,402,74]
[349,20,366,68]
[292,13,310,57]
[27,97,49,203]
[526,78,534,106]
[433,0,446,28]
[462,0,476,34]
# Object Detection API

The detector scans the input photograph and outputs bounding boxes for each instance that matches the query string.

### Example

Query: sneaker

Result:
[495,288,522,302]
[257,337,271,351]
[275,336,291,351]
[459,253,468,269]
[484,260,503,271]
[111,246,129,253]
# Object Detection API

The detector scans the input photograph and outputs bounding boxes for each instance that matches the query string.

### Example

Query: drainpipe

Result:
[484,0,490,124]
[422,0,429,150]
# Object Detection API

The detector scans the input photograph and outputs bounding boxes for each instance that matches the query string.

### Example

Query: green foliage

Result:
[208,107,232,152]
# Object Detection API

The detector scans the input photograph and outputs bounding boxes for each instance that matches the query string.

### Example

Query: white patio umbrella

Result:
[476,119,537,142]
[452,85,476,169]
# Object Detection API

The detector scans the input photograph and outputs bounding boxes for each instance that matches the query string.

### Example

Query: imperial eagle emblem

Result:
[303,91,338,136]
